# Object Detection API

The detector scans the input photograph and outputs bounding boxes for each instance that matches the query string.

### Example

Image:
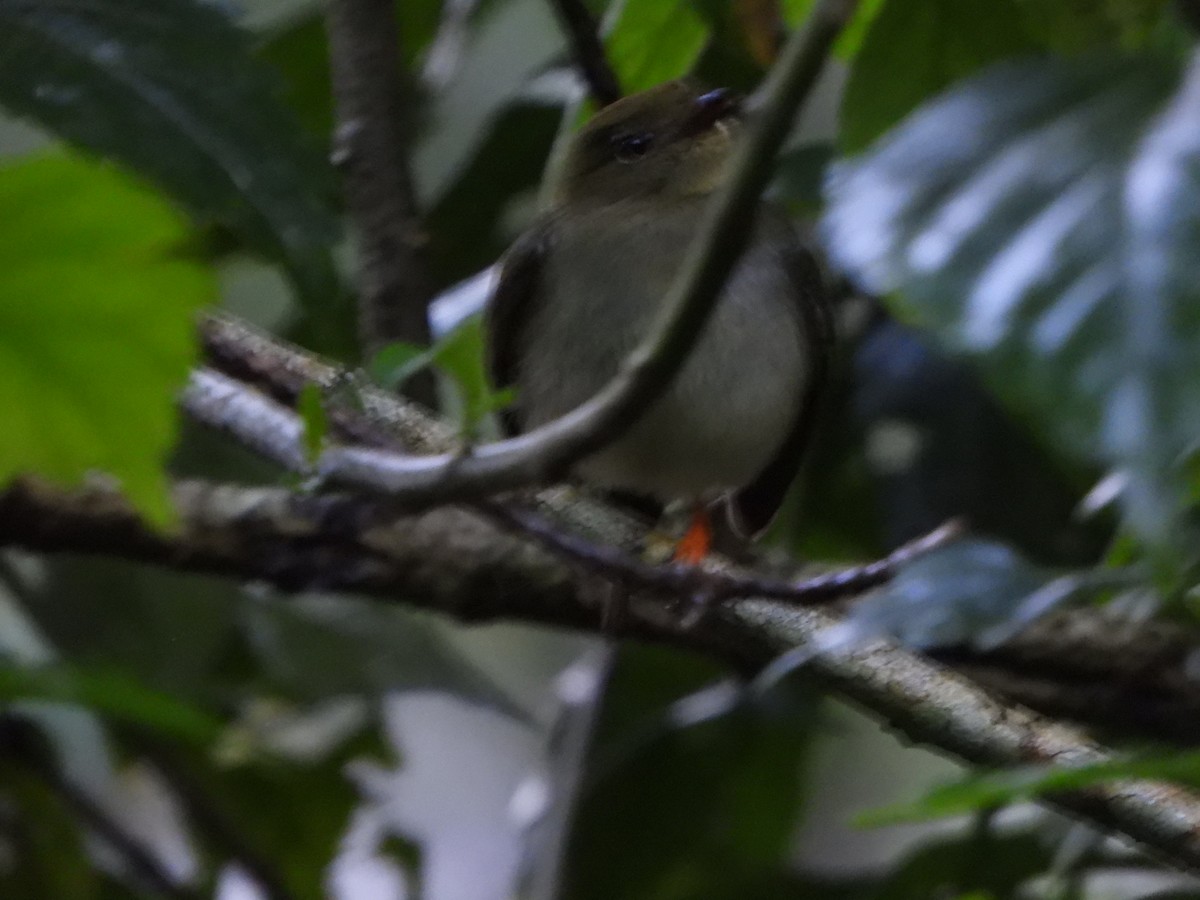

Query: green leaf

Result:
[1015,0,1173,53]
[430,315,514,438]
[831,0,885,60]
[296,383,328,464]
[0,151,213,522]
[840,0,1038,153]
[606,0,712,93]
[862,749,1200,826]
[824,53,1196,568]
[241,595,528,719]
[375,318,515,440]
[0,0,340,315]
[369,341,436,393]
[565,645,818,899]
[0,663,221,743]
[873,831,1055,900]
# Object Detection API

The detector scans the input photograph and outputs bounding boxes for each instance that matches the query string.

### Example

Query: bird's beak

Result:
[679,88,741,137]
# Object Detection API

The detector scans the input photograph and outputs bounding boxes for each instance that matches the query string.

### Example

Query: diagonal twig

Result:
[484,501,964,605]
[546,0,621,105]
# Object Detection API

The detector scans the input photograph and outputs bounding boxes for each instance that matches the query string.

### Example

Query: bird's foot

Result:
[673,504,713,564]
[641,502,714,565]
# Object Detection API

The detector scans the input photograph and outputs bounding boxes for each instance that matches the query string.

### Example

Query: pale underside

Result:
[513,199,810,501]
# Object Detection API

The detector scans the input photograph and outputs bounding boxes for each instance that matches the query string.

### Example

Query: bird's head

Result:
[555,81,742,206]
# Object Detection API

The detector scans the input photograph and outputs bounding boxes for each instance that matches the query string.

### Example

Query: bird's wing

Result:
[728,229,834,537]
[484,221,554,436]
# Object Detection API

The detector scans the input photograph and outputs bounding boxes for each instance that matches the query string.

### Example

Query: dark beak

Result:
[679,88,741,137]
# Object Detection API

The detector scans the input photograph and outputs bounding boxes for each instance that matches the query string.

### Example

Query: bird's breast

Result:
[516,204,809,499]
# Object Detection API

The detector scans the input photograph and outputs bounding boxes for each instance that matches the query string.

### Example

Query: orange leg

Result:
[673,503,713,565]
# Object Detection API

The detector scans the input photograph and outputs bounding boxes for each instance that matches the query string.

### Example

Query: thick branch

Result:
[8,476,1200,873]
[547,0,622,105]
[196,314,1200,745]
[314,0,857,503]
[326,0,436,403]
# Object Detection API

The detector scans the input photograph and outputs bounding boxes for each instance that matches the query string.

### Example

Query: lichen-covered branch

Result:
[8,474,1200,873]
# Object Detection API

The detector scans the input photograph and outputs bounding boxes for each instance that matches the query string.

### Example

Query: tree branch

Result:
[546,0,622,105]
[313,0,857,503]
[8,475,1200,873]
[193,315,1200,740]
[326,0,436,404]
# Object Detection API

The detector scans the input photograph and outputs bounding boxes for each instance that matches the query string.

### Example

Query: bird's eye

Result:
[614,132,653,163]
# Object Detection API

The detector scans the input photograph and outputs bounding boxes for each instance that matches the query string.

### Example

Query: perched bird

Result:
[485,81,831,560]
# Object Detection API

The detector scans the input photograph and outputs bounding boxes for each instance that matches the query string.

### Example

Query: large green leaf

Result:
[862,748,1200,825]
[840,0,1037,153]
[0,664,221,744]
[0,151,213,521]
[824,53,1198,565]
[241,594,527,719]
[1015,0,1173,53]
[0,0,340,312]
[564,645,817,899]
[605,0,712,94]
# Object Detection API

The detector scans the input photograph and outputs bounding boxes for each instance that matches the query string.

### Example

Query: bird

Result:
[484,80,832,562]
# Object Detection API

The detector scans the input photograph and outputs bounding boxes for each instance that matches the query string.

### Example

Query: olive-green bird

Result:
[485,81,832,558]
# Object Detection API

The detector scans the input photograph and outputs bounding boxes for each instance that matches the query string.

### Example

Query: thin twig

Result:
[315,0,858,503]
[484,502,964,604]
[326,0,436,403]
[546,0,621,105]
[182,369,310,474]
[199,313,454,455]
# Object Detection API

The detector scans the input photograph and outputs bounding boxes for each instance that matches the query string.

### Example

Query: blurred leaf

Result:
[781,0,815,26]
[0,664,221,743]
[827,539,1061,650]
[297,383,328,464]
[411,0,563,204]
[824,53,1199,569]
[369,341,435,392]
[863,749,1200,825]
[0,151,211,523]
[0,0,341,317]
[33,557,244,706]
[832,0,885,59]
[432,315,515,438]
[733,0,784,67]
[873,831,1054,900]
[426,102,561,282]
[374,317,514,439]
[257,13,334,138]
[769,141,833,214]
[0,761,97,898]
[242,595,526,719]
[840,0,1037,153]
[1015,0,1173,53]
[844,316,1106,564]
[565,645,818,900]
[164,731,374,900]
[606,0,712,93]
